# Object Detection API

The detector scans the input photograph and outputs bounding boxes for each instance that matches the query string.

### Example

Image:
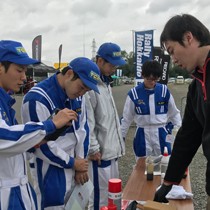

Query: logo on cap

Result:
[113,51,121,57]
[16,47,27,54]
[90,70,100,82]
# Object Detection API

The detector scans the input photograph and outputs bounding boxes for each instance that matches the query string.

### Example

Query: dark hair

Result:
[142,60,162,78]
[61,66,70,75]
[0,61,12,72]
[96,55,107,63]
[96,55,100,63]
[160,14,210,49]
[61,65,79,81]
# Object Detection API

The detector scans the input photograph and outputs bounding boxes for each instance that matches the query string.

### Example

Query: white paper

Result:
[65,179,94,210]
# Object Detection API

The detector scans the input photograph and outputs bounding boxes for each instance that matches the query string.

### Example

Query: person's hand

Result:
[153,183,173,203]
[88,152,101,165]
[52,108,78,129]
[74,158,88,172]
[75,171,89,185]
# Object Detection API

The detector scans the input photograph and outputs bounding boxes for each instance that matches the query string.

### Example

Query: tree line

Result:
[121,50,190,79]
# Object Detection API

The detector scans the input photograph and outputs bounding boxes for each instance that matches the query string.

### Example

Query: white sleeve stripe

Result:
[161,85,167,97]
[131,88,138,100]
[30,87,55,110]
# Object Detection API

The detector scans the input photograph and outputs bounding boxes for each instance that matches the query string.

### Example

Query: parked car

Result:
[168,77,176,84]
[185,78,193,84]
[176,76,184,84]
[124,78,134,84]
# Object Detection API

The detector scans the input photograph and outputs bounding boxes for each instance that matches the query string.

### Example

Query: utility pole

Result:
[91,38,97,62]
[83,23,86,56]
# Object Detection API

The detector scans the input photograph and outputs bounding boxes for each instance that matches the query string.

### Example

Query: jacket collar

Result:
[0,87,16,107]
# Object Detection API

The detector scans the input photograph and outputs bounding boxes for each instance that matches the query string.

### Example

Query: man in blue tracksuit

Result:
[121,60,182,158]
[0,40,75,210]
[21,57,100,210]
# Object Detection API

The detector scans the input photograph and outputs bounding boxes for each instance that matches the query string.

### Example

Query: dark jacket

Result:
[164,51,210,195]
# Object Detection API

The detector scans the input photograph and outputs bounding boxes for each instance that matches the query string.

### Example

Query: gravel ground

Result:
[112,83,207,210]
[13,83,206,210]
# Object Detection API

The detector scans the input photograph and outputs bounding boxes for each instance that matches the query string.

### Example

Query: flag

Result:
[134,30,154,85]
[32,35,42,61]
[153,46,170,85]
[153,46,162,63]
[161,54,170,84]
[58,44,62,70]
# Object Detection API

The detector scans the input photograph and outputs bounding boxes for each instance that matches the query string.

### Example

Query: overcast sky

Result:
[1,0,210,66]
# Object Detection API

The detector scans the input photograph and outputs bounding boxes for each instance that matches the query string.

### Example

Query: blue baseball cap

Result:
[97,42,126,66]
[0,40,39,65]
[69,57,100,93]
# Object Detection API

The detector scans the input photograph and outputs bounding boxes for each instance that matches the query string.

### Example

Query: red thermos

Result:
[108,178,122,210]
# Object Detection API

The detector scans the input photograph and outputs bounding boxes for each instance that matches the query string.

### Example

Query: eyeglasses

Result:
[103,58,119,69]
[145,77,160,82]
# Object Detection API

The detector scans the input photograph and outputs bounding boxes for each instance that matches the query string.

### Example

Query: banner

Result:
[58,44,62,70]
[153,46,162,63]
[153,47,170,85]
[161,54,170,84]
[134,30,154,85]
[32,35,42,61]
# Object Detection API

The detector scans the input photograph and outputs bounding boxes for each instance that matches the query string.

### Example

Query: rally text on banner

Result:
[134,30,154,85]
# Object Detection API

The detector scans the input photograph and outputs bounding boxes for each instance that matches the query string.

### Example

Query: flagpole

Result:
[131,30,136,85]
[132,30,135,68]
[58,44,62,70]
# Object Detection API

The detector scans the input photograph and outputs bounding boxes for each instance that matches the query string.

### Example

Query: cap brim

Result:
[106,57,126,66]
[80,77,100,94]
[8,57,40,65]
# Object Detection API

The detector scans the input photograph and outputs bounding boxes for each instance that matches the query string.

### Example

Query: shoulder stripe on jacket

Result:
[161,84,167,97]
[131,88,138,100]
[29,87,56,110]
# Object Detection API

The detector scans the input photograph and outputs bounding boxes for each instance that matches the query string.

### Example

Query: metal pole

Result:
[180,96,187,119]
[131,30,136,86]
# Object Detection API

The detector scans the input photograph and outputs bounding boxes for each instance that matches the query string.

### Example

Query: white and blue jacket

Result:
[21,73,89,210]
[121,83,182,157]
[0,87,56,210]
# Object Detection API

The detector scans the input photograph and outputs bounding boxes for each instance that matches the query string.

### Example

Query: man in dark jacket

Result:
[153,14,210,210]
